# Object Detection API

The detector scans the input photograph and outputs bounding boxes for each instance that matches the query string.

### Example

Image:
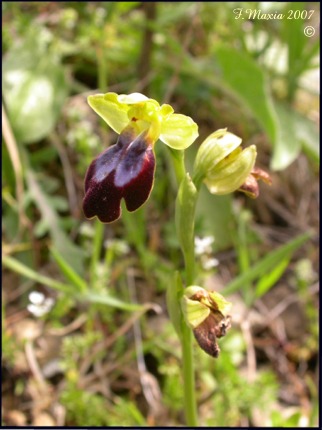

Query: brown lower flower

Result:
[193,311,232,358]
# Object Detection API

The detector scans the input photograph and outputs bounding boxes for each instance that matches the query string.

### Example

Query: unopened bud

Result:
[193,129,257,195]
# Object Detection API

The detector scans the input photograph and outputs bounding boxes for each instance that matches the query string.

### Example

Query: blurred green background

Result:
[2,2,319,427]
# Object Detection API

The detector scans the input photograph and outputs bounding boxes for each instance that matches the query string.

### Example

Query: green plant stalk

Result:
[90,219,105,283]
[170,148,198,426]
[181,320,197,425]
[181,243,198,426]
[168,147,186,185]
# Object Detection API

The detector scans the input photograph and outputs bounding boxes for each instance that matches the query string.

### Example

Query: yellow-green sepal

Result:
[207,290,232,316]
[181,287,210,329]
[87,92,129,133]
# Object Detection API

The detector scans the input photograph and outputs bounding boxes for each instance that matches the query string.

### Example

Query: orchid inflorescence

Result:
[83,91,271,358]
[83,92,270,224]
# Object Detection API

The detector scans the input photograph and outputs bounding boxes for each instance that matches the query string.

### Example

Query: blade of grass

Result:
[83,292,151,312]
[2,103,30,232]
[90,219,105,283]
[3,255,150,312]
[50,246,88,293]
[255,255,291,298]
[222,232,312,296]
[24,161,85,275]
[3,255,71,294]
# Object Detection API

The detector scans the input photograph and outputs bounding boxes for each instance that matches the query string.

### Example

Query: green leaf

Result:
[83,292,146,312]
[283,2,306,74]
[53,231,87,278]
[196,190,234,251]
[271,102,319,170]
[25,167,86,275]
[270,102,301,170]
[255,256,291,298]
[281,2,320,101]
[222,232,312,297]
[215,45,278,143]
[166,271,184,339]
[50,247,88,293]
[3,255,71,294]
[3,255,144,312]
[2,28,67,144]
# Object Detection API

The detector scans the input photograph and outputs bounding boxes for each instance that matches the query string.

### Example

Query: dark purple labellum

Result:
[83,126,156,223]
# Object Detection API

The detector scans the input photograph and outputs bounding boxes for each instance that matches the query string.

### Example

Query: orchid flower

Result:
[181,286,232,358]
[83,92,198,223]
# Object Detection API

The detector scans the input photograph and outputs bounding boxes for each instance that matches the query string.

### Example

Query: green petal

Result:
[88,93,129,133]
[160,114,199,149]
[205,145,257,195]
[160,104,174,117]
[117,92,157,105]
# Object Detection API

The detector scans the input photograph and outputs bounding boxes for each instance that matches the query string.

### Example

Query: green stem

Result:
[168,148,186,185]
[181,322,198,426]
[169,148,198,426]
[180,201,198,427]
[90,219,105,283]
[183,245,196,286]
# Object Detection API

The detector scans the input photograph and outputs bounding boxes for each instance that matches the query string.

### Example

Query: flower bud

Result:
[193,129,257,195]
[181,286,232,358]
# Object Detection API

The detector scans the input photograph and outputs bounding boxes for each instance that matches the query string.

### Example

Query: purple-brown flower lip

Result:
[83,125,155,223]
[193,312,231,358]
